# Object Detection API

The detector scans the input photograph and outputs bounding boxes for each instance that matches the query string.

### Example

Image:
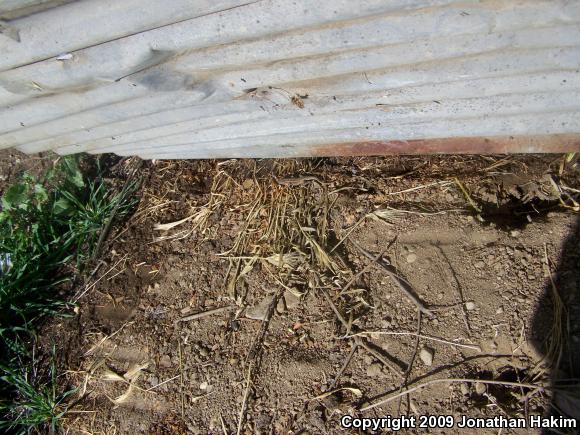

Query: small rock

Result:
[276,290,301,313]
[159,354,172,368]
[465,301,476,311]
[199,381,208,390]
[284,290,301,309]
[496,306,504,314]
[475,382,487,395]
[276,297,286,314]
[366,363,383,377]
[245,298,272,321]
[509,230,520,238]
[460,383,470,396]
[381,317,392,328]
[419,347,434,366]
[406,253,417,264]
[230,319,241,331]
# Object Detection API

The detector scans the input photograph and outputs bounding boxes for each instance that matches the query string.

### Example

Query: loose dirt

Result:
[10,154,577,434]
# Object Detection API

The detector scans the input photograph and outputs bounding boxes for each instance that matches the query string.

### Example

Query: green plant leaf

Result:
[52,198,72,216]
[33,184,48,204]
[61,157,85,188]
[1,184,28,211]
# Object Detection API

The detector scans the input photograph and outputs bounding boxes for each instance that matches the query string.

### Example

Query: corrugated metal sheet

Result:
[1,0,579,159]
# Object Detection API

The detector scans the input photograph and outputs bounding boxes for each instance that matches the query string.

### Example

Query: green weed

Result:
[0,348,76,434]
[0,154,138,433]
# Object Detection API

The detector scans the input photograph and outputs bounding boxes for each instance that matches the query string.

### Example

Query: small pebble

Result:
[419,347,434,366]
[475,382,487,395]
[509,230,520,238]
[460,383,470,396]
[465,301,476,311]
[245,298,272,321]
[406,253,417,263]
[199,381,208,390]
[230,319,241,331]
[159,354,172,368]
[381,317,392,328]
[366,363,383,377]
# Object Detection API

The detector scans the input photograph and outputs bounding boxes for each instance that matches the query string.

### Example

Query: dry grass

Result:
[62,154,580,431]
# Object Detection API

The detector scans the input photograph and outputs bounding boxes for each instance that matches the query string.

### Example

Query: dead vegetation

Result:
[56,154,579,433]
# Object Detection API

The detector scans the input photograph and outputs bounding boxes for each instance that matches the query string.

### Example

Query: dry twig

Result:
[176,305,235,323]
[319,288,403,378]
[350,240,434,318]
[362,378,547,412]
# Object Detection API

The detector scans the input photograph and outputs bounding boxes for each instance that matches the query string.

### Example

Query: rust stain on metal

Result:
[310,135,580,157]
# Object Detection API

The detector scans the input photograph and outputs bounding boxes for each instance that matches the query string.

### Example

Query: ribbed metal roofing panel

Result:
[1,0,579,158]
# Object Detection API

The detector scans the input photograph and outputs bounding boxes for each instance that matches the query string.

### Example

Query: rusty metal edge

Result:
[309,135,580,157]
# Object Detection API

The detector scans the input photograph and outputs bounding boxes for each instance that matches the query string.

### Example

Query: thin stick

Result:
[339,235,397,295]
[237,362,253,435]
[145,375,179,392]
[434,246,471,335]
[348,332,481,352]
[350,240,434,318]
[176,305,235,323]
[361,378,546,412]
[219,413,229,435]
[397,310,421,415]
[330,214,367,253]
[330,344,358,389]
[319,288,403,378]
[356,340,403,379]
[72,260,105,303]
[340,249,385,295]
[73,256,127,303]
[238,288,284,433]
[385,181,451,196]
[84,321,134,356]
[453,177,482,214]
[178,341,185,421]
[92,158,142,261]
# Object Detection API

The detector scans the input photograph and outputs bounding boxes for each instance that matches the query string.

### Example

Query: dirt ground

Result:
[3,152,578,434]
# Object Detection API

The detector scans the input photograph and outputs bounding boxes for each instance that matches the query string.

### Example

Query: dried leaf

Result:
[124,361,150,381]
[313,387,363,400]
[111,384,134,405]
[101,366,125,382]
[154,214,195,231]
[264,252,305,269]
